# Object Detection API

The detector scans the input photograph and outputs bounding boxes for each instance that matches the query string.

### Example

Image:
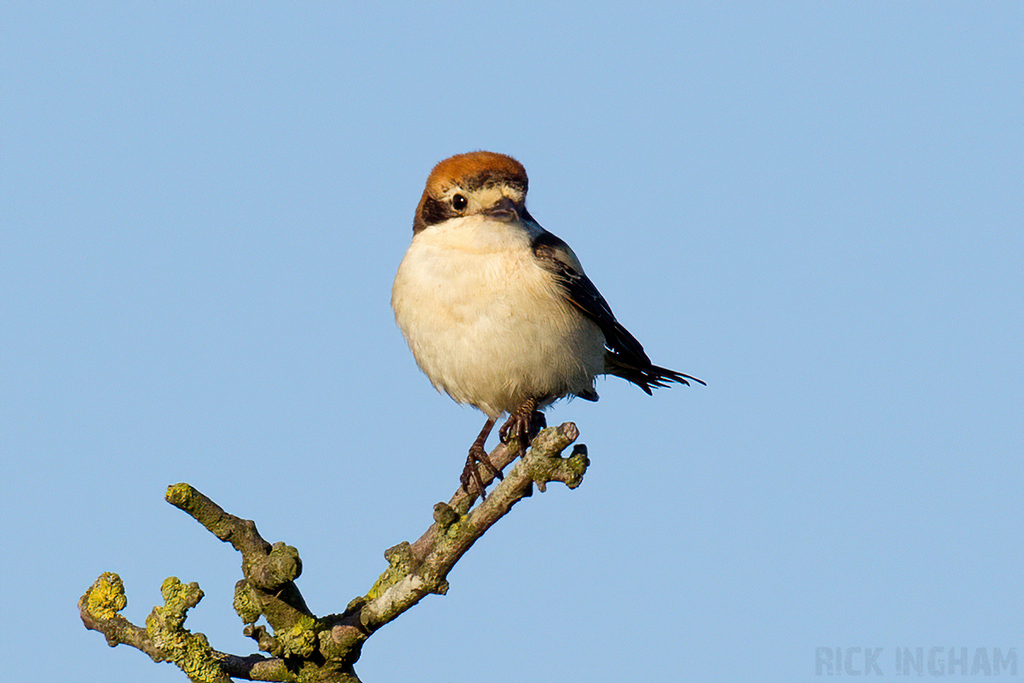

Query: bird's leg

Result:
[460,416,503,496]
[498,397,546,452]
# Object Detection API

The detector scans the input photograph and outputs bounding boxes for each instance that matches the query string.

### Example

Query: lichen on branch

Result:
[80,423,588,682]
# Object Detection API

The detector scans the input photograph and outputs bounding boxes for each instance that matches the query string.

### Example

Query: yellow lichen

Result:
[366,542,416,600]
[233,581,262,624]
[278,615,320,658]
[85,572,128,620]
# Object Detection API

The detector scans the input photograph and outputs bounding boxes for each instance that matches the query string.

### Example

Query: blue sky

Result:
[2,3,1021,681]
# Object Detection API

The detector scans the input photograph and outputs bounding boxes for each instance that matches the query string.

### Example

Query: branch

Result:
[357,422,588,631]
[79,423,588,682]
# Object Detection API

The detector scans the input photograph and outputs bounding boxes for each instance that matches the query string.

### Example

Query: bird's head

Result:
[413,151,532,233]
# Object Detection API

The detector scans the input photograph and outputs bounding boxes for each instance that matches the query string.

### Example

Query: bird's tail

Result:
[606,353,706,395]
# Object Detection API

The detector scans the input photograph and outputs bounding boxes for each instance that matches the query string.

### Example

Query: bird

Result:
[391,151,704,496]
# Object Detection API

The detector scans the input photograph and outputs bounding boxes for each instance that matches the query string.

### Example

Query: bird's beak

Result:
[483,196,520,222]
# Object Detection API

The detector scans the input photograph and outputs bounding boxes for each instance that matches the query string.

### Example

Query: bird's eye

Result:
[451,194,468,211]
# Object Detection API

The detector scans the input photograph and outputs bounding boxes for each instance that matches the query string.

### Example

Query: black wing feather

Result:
[531,229,705,392]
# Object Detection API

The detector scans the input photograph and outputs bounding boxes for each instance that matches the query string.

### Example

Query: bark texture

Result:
[80,423,588,682]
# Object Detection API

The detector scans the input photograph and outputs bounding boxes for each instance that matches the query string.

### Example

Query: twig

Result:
[79,424,589,682]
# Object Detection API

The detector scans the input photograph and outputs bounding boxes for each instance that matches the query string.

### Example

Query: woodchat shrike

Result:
[392,151,703,495]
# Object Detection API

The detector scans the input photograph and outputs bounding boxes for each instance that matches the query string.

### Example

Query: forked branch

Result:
[79,423,589,682]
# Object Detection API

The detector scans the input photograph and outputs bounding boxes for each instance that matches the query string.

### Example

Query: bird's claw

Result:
[460,444,503,498]
[459,401,545,498]
[498,405,546,451]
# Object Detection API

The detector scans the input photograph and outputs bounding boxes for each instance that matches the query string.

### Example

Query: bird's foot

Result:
[458,403,546,498]
[499,399,546,452]
[460,443,504,498]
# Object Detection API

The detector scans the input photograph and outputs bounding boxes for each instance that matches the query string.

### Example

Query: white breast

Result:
[391,215,605,417]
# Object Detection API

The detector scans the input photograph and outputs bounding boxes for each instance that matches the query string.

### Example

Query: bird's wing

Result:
[530,229,651,364]
[531,228,705,391]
